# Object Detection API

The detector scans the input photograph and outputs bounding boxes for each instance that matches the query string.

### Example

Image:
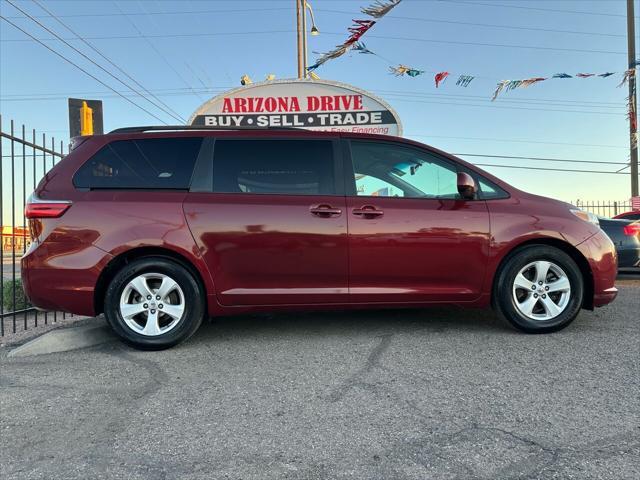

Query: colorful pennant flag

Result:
[352,41,375,54]
[618,69,635,87]
[389,64,424,77]
[576,73,595,78]
[456,75,474,87]
[434,71,449,88]
[598,72,615,78]
[492,80,509,101]
[553,73,572,79]
[345,19,377,45]
[361,0,403,18]
[520,77,546,87]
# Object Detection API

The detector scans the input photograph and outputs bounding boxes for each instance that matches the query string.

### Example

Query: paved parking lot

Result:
[1,278,639,480]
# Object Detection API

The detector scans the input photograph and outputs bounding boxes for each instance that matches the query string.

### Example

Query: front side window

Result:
[350,141,460,199]
[213,139,335,195]
[74,137,203,189]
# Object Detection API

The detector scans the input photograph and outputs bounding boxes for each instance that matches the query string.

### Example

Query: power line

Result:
[1,6,291,19]
[136,0,210,101]
[0,15,169,124]
[0,30,294,43]
[3,28,626,55]
[111,0,205,102]
[360,32,626,55]
[384,95,623,116]
[3,5,622,39]
[1,87,626,111]
[317,8,624,38]
[474,164,632,175]
[453,153,628,166]
[30,0,186,123]
[374,90,625,109]
[439,0,630,18]
[407,133,627,150]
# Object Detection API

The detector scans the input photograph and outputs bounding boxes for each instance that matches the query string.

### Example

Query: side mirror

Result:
[457,172,476,200]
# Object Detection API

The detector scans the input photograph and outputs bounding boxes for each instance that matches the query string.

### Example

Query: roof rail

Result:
[108,125,305,134]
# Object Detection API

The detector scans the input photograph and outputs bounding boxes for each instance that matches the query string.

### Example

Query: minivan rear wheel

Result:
[494,245,584,333]
[104,257,204,350]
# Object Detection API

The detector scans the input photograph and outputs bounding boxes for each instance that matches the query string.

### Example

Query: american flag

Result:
[632,196,640,211]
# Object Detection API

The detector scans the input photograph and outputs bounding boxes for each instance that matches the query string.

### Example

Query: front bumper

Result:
[576,229,618,308]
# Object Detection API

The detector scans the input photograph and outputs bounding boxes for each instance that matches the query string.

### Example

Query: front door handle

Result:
[310,204,343,217]
[352,205,384,217]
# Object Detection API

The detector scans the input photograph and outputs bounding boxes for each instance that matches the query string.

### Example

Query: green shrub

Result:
[2,279,31,311]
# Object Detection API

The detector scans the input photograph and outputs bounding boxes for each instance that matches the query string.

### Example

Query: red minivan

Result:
[22,127,618,349]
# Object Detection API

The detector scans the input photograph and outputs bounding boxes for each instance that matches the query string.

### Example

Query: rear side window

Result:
[74,137,203,189]
[213,139,336,195]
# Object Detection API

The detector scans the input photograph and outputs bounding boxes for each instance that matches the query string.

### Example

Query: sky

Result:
[1,0,639,211]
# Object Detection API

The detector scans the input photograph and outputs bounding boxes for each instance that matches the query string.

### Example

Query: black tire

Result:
[493,245,584,333]
[104,257,205,350]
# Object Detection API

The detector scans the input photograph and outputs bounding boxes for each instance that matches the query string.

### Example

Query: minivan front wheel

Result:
[104,257,204,349]
[494,245,584,333]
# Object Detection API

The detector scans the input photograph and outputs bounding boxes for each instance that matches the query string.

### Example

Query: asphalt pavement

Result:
[1,280,639,480]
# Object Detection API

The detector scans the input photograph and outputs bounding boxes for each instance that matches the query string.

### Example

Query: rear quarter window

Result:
[73,137,203,189]
[477,177,509,200]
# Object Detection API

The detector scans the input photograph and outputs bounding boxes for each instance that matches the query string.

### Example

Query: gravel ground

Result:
[1,280,638,480]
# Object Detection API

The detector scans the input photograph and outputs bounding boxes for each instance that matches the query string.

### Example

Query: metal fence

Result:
[571,200,633,218]
[0,115,72,337]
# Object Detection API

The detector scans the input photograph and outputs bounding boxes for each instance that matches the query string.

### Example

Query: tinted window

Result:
[213,139,335,195]
[74,137,203,189]
[350,141,459,199]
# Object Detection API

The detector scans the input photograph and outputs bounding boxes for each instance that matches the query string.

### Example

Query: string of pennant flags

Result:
[307,0,402,72]
[308,0,638,100]
[346,38,640,102]
[306,0,638,144]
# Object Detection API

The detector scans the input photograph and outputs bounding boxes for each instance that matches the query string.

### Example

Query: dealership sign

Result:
[189,79,402,136]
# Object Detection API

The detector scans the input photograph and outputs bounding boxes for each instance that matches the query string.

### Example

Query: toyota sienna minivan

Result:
[22,127,618,349]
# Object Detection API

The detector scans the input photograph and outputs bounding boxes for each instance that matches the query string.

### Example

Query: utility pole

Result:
[302,0,308,77]
[627,0,638,196]
[296,0,304,79]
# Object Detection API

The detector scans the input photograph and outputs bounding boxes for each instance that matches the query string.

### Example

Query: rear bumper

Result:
[21,241,112,316]
[576,230,618,308]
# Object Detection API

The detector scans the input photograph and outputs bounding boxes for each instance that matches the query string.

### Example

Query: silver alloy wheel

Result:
[512,260,571,321]
[119,273,185,336]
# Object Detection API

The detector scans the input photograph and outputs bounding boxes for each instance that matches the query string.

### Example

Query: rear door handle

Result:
[309,204,343,217]
[352,205,384,217]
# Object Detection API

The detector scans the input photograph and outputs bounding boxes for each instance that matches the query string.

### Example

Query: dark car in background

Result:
[21,127,619,349]
[598,217,640,270]
[613,211,640,221]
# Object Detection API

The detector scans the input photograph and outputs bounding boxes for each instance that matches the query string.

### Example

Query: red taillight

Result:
[623,223,640,236]
[25,194,71,219]
[25,202,71,219]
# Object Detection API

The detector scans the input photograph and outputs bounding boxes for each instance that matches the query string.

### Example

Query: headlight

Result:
[570,209,599,226]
